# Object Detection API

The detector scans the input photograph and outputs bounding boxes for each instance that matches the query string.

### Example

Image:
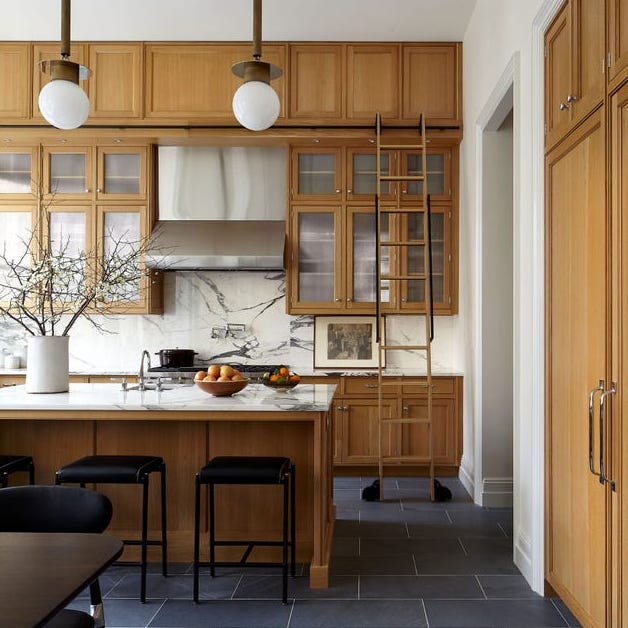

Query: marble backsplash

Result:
[0,271,456,374]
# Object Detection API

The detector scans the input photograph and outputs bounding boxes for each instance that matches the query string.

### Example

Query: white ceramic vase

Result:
[25,335,70,393]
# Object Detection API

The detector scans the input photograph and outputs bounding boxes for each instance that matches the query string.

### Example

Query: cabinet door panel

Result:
[46,206,91,258]
[88,43,143,119]
[289,45,343,120]
[42,147,92,199]
[97,146,147,200]
[0,148,38,198]
[347,45,399,120]
[545,110,606,627]
[608,0,628,85]
[291,148,342,201]
[402,44,460,125]
[0,44,30,119]
[146,44,285,120]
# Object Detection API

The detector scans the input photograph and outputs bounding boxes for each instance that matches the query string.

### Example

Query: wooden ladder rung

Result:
[379,175,424,181]
[380,274,427,281]
[383,417,431,425]
[381,455,432,463]
[379,240,425,247]
[381,344,429,351]
[379,143,424,150]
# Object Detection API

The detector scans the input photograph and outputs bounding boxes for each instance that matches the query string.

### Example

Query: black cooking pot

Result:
[155,349,198,368]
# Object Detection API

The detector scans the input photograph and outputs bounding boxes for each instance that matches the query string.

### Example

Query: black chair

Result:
[193,456,295,604]
[0,454,35,488]
[0,484,113,628]
[55,455,167,603]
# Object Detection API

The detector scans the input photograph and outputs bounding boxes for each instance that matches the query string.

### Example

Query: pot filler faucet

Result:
[138,350,151,391]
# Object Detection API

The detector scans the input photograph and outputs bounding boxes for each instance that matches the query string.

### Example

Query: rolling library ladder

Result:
[375,112,436,501]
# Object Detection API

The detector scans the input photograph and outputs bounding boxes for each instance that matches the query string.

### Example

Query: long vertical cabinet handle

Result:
[589,379,605,478]
[599,381,617,487]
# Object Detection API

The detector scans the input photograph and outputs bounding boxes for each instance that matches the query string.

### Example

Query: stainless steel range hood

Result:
[146,146,287,270]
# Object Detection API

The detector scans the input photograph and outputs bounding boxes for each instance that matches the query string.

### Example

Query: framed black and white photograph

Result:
[314,316,384,369]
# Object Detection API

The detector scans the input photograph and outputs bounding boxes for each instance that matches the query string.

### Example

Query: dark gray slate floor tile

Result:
[107,573,240,600]
[362,507,451,524]
[233,574,358,599]
[333,476,363,488]
[415,552,521,576]
[448,509,513,526]
[360,575,484,599]
[407,522,506,539]
[149,599,291,627]
[331,555,416,575]
[75,573,125,599]
[425,599,568,627]
[460,537,513,556]
[288,599,427,628]
[334,520,409,538]
[551,598,583,627]
[478,575,538,598]
[67,598,165,628]
[334,488,363,501]
[332,535,360,556]
[360,536,464,557]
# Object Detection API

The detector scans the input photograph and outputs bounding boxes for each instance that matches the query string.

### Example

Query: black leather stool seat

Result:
[44,609,95,628]
[198,456,291,484]
[55,455,163,483]
[0,454,35,488]
[56,454,167,603]
[194,455,295,604]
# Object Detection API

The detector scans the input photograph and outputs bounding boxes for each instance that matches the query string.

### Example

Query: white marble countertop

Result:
[0,382,337,413]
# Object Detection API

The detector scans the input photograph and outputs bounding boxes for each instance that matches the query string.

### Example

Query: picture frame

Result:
[314,316,384,369]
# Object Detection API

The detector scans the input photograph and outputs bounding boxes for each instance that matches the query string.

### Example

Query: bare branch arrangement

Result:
[0,219,154,337]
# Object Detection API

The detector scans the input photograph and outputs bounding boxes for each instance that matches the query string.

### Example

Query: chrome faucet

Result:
[138,350,151,391]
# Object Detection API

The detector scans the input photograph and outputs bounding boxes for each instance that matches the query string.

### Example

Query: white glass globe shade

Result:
[38,79,90,130]
[232,81,280,131]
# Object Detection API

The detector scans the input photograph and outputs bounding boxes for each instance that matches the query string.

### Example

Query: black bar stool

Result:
[0,455,35,488]
[55,455,167,603]
[193,456,296,604]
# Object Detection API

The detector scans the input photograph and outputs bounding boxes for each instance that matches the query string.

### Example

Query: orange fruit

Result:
[270,374,279,382]
[279,366,289,377]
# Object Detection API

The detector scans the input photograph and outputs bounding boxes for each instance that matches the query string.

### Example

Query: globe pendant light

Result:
[232,0,282,131]
[38,0,90,130]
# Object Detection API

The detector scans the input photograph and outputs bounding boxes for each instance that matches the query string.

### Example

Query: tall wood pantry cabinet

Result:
[544,0,628,626]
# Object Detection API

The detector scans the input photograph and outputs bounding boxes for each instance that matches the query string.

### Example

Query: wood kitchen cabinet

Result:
[609,0,628,89]
[0,146,39,199]
[0,44,30,120]
[87,43,143,120]
[328,375,462,474]
[544,0,605,150]
[145,43,286,122]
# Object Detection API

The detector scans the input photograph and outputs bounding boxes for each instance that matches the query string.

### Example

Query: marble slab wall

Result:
[0,271,456,373]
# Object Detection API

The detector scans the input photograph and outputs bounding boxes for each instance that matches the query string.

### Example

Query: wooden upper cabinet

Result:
[608,0,628,87]
[145,43,286,121]
[544,0,605,150]
[32,43,87,121]
[87,43,143,119]
[0,44,30,120]
[402,44,461,126]
[346,45,399,121]
[289,44,344,120]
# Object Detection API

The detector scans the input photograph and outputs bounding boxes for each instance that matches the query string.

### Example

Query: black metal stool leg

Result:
[140,476,149,603]
[282,473,289,604]
[160,463,168,578]
[290,464,296,577]
[193,474,201,603]
[0,474,7,489]
[28,460,35,485]
[209,483,216,578]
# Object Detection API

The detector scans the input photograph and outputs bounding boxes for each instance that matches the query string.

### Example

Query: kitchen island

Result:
[0,382,336,587]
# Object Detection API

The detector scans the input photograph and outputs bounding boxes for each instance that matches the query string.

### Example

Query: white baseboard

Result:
[514,529,534,584]
[481,477,513,507]
[458,457,475,501]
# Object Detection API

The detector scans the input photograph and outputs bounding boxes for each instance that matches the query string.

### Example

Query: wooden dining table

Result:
[0,532,123,628]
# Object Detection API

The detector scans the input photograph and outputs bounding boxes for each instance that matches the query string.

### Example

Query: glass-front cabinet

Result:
[291,148,342,200]
[0,148,38,198]
[346,149,394,202]
[42,146,93,199]
[96,146,147,201]
[400,148,451,202]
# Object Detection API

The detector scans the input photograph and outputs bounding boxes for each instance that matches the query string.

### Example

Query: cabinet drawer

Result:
[401,376,454,395]
[0,375,26,387]
[342,376,399,396]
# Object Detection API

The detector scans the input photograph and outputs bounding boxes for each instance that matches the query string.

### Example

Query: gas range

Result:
[146,363,282,384]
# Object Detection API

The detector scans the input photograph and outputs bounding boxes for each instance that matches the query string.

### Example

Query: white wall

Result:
[460,0,546,593]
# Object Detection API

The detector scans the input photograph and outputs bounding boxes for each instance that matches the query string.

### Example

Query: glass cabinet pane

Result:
[298,212,335,302]
[405,153,445,196]
[352,212,376,302]
[406,212,444,303]
[0,153,31,193]
[49,212,86,257]
[379,214,391,303]
[50,153,86,194]
[0,211,32,289]
[103,212,141,302]
[298,153,337,195]
[352,153,390,195]
[103,153,140,195]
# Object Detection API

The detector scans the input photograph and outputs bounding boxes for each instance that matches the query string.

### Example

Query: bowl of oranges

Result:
[261,366,301,391]
[194,364,249,396]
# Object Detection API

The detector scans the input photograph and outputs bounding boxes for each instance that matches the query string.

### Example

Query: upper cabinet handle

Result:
[599,382,617,487]
[559,102,569,111]
[566,94,578,103]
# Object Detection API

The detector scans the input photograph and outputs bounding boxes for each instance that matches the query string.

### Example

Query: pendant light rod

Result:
[61,0,71,59]
[253,0,262,60]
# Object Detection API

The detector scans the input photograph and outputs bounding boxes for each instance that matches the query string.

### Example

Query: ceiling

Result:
[1,0,477,42]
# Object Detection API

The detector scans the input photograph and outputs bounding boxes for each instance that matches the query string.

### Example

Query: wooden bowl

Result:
[195,378,249,397]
